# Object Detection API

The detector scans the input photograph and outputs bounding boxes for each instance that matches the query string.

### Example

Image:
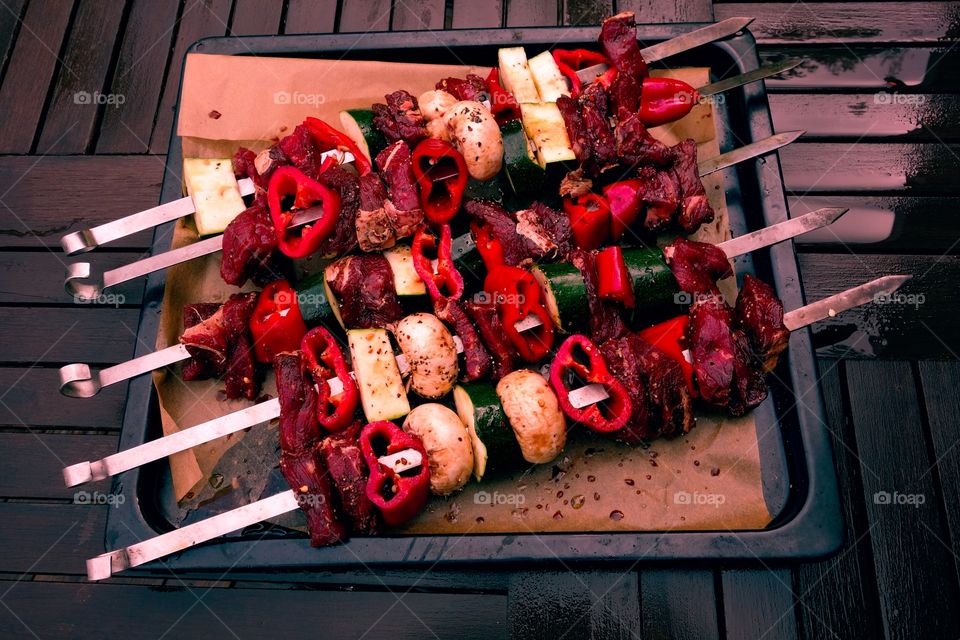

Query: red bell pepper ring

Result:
[638,316,695,394]
[300,327,359,432]
[549,334,633,433]
[601,179,643,241]
[563,193,611,251]
[639,77,700,128]
[484,67,521,124]
[484,265,554,363]
[249,280,308,363]
[411,224,464,302]
[268,166,341,259]
[411,138,468,224]
[303,116,373,176]
[470,219,505,272]
[552,48,616,97]
[359,421,431,527]
[596,246,635,309]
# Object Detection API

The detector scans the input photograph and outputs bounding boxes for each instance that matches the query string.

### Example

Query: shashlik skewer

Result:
[82,274,907,581]
[64,131,802,303]
[61,207,846,487]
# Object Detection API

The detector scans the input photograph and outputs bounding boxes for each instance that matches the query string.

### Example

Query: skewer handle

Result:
[59,343,190,398]
[87,490,299,580]
[60,178,253,256]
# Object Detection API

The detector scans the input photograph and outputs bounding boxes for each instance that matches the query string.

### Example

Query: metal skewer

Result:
[81,274,909,581]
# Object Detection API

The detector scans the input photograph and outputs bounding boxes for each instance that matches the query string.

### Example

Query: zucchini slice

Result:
[383,245,427,296]
[322,263,347,331]
[623,247,680,327]
[183,158,247,236]
[500,119,546,197]
[348,328,410,422]
[339,109,387,163]
[497,47,541,104]
[519,102,576,168]
[454,383,523,481]
[528,50,569,102]
[294,271,335,328]
[531,262,589,333]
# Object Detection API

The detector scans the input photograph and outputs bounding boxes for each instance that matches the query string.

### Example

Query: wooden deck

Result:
[1,0,959,638]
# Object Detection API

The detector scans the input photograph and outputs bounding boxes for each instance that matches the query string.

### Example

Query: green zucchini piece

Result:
[383,244,427,296]
[294,271,335,328]
[348,328,410,422]
[454,383,523,480]
[623,247,681,327]
[531,262,589,333]
[339,108,387,162]
[500,119,545,197]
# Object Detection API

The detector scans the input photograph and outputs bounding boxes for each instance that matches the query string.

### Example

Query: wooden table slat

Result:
[36,0,126,155]
[0,0,28,88]
[337,0,393,33]
[617,0,714,23]
[639,569,720,640]
[0,307,139,365]
[0,367,127,430]
[0,251,147,306]
[283,0,338,34]
[0,432,117,499]
[452,0,504,28]
[229,0,284,36]
[721,569,799,640]
[506,0,560,27]
[392,0,446,30]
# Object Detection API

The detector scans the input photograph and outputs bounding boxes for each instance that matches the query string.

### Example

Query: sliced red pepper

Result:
[552,48,614,98]
[638,315,695,394]
[411,138,468,224]
[639,77,699,128]
[549,334,632,433]
[359,421,430,527]
[268,166,341,259]
[563,193,610,251]
[601,179,643,241]
[484,265,554,363]
[411,224,464,302]
[470,219,505,272]
[484,67,521,124]
[300,327,358,432]
[303,116,373,176]
[596,246,635,309]
[249,280,307,363]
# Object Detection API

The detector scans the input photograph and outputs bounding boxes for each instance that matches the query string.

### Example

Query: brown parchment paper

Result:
[156,53,770,533]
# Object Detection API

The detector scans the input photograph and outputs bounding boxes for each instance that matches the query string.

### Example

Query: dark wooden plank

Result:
[452,0,503,28]
[716,2,960,44]
[761,46,960,92]
[0,307,138,364]
[96,0,180,153]
[392,0,446,30]
[0,367,127,430]
[0,503,107,575]
[917,360,960,585]
[36,0,126,154]
[283,0,338,34]
[0,0,27,86]
[562,0,612,26]
[788,196,960,255]
[0,156,163,250]
[797,253,960,359]
[0,0,74,153]
[149,0,232,154]
[779,142,960,194]
[229,0,284,35]
[721,569,798,640]
[338,0,392,32]
[845,361,960,639]
[0,581,508,639]
[769,94,960,141]
[508,571,640,639]
[617,0,714,22]
[506,0,559,27]
[0,251,146,306]
[640,570,719,640]
[0,433,117,499]
[793,360,883,640]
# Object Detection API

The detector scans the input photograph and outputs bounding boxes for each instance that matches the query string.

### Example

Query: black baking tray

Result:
[102,24,843,570]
